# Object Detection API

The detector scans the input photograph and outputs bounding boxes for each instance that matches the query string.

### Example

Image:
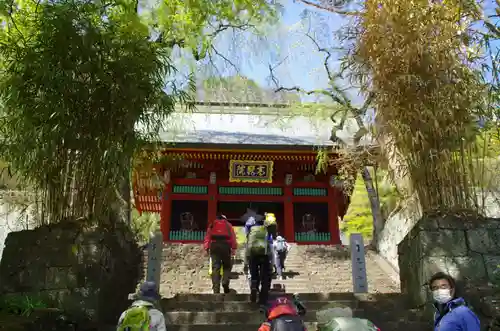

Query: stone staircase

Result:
[161,293,356,331]
[153,243,400,296]
[160,292,430,331]
[147,243,429,331]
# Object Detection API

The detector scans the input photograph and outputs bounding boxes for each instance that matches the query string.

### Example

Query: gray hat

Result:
[137,281,160,301]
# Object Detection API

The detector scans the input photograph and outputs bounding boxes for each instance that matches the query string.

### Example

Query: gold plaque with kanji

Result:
[229,160,273,183]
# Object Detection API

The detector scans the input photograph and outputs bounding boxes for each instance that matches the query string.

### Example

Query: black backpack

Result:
[270,315,306,331]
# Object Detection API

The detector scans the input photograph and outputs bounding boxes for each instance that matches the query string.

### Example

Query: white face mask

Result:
[433,289,452,304]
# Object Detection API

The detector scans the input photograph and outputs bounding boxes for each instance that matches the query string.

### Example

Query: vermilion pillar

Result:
[207,175,217,225]
[283,185,294,242]
[328,186,340,245]
[160,182,172,242]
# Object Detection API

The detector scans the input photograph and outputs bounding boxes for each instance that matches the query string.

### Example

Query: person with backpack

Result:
[242,207,264,279]
[246,212,274,306]
[258,294,307,331]
[273,235,290,280]
[429,272,480,331]
[204,213,237,294]
[116,281,167,331]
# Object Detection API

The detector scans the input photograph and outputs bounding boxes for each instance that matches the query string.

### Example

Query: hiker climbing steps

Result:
[144,243,430,330]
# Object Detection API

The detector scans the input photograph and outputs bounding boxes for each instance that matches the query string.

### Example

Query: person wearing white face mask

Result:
[429,272,480,331]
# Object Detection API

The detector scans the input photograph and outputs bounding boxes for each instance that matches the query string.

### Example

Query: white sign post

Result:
[350,233,368,293]
[146,231,163,291]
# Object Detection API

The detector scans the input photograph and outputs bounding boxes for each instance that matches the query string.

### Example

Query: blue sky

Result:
[194,0,351,97]
[194,0,499,107]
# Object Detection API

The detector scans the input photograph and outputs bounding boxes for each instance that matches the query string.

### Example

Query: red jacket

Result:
[203,219,237,251]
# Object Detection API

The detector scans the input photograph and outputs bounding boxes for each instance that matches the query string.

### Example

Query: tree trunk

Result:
[361,167,385,249]
[351,114,386,250]
[109,163,132,225]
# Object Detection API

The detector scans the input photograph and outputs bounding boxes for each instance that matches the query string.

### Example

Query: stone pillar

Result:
[350,233,368,293]
[146,231,163,291]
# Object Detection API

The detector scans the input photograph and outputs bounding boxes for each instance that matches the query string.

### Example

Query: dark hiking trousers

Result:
[210,245,232,293]
[248,253,272,304]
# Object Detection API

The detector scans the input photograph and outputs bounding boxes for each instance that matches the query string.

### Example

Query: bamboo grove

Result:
[351,0,499,214]
[0,0,276,225]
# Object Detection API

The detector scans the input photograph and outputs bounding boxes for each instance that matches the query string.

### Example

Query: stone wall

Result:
[398,215,500,313]
[0,221,143,324]
[377,193,500,273]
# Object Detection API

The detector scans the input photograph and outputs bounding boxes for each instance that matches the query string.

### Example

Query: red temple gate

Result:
[133,148,347,245]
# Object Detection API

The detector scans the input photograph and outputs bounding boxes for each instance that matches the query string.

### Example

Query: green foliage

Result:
[341,169,399,239]
[0,0,186,223]
[342,175,371,239]
[151,0,277,57]
[0,0,276,224]
[0,295,47,316]
[131,209,160,244]
[475,127,500,158]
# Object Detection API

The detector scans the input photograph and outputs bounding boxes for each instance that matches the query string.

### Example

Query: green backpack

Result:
[117,305,151,331]
[247,225,268,256]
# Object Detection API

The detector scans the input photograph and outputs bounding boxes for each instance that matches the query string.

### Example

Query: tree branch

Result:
[267,30,374,146]
[269,31,350,107]
[295,0,360,16]
[207,22,255,38]
[209,44,241,74]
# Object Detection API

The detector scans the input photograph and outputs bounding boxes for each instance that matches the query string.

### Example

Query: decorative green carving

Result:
[218,186,282,195]
[294,232,331,242]
[172,185,208,194]
[169,231,206,240]
[293,188,327,196]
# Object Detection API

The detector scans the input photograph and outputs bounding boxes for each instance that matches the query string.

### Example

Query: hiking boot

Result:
[250,288,258,303]
[223,285,230,294]
[213,286,220,294]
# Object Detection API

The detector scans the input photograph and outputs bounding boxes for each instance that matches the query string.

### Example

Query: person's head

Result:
[429,272,456,304]
[276,235,284,242]
[216,213,227,220]
[137,281,160,303]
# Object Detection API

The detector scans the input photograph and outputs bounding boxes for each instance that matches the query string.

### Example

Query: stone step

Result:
[162,300,357,312]
[165,318,429,331]
[167,322,318,331]
[166,292,361,302]
[163,308,427,326]
[176,288,352,294]
[94,320,430,331]
[165,310,341,324]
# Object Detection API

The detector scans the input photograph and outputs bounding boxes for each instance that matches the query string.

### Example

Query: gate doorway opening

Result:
[217,201,285,235]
